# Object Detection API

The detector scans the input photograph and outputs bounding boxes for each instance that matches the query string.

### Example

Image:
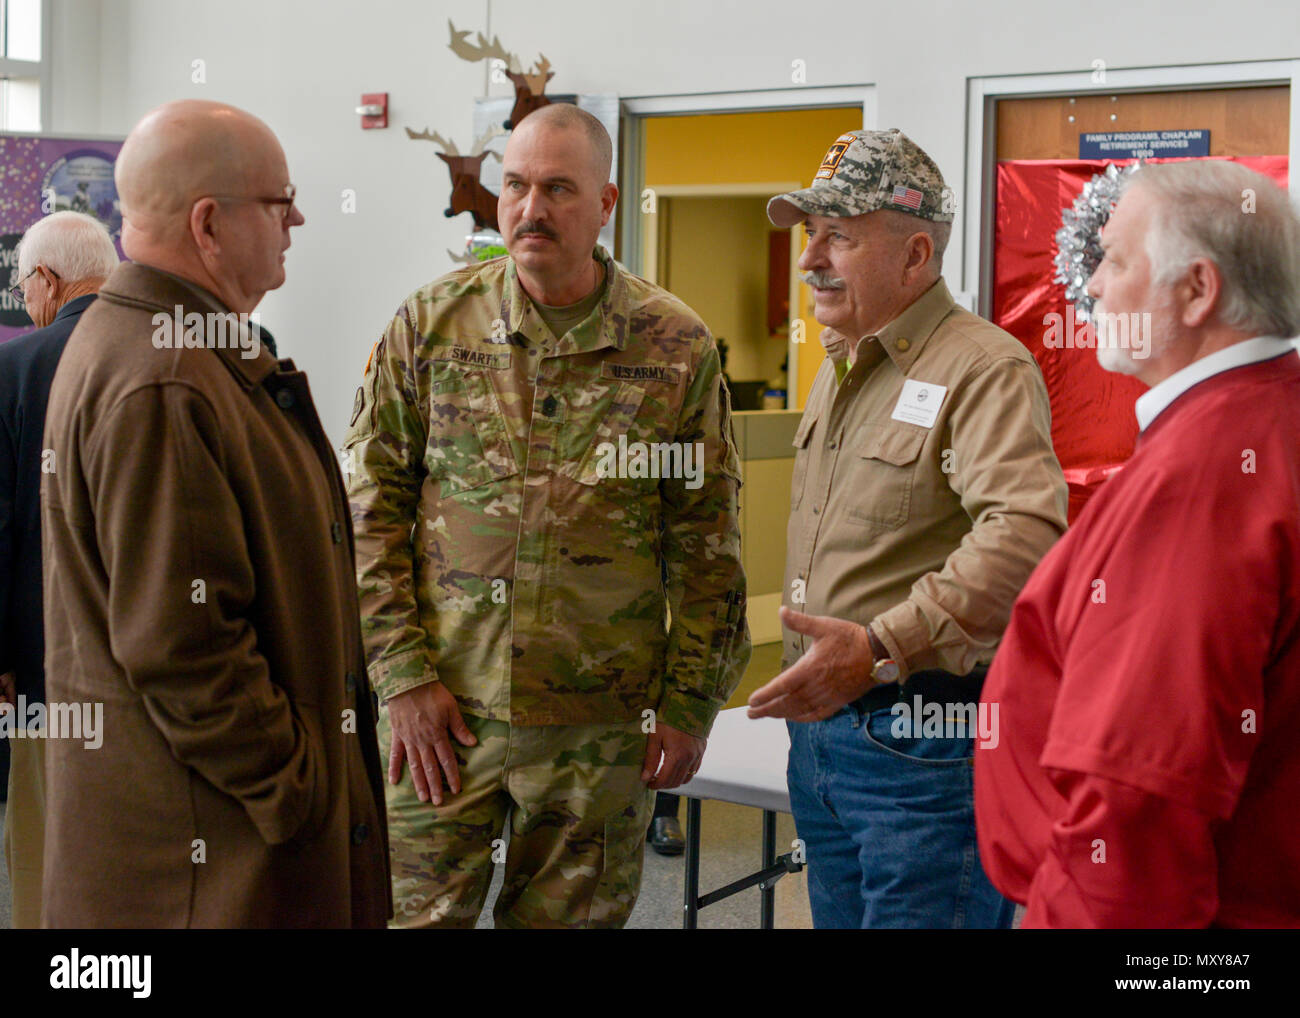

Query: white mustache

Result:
[802,271,845,290]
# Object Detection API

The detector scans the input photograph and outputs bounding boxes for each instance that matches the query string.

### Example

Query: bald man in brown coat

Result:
[40,100,391,927]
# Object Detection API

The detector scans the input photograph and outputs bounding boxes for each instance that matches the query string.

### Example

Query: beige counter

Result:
[733,410,800,646]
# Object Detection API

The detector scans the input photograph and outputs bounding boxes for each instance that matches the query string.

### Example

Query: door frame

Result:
[963,59,1300,318]
[619,84,875,409]
[640,184,802,410]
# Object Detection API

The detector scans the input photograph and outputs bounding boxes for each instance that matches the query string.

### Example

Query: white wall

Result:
[47,0,1300,445]
[50,0,102,132]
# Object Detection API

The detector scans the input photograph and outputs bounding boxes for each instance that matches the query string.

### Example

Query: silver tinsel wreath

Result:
[1053,162,1143,322]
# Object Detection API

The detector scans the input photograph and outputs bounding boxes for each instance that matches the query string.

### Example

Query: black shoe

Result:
[649,816,685,856]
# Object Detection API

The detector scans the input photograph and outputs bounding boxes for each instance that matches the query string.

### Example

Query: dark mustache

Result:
[514,220,558,241]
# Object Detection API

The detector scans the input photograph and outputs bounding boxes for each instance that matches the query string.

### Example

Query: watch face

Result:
[875,660,900,684]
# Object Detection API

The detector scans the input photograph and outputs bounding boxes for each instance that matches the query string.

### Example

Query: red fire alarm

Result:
[356,93,388,129]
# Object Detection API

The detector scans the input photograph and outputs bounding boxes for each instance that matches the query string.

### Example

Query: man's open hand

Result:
[387,681,478,806]
[747,607,878,722]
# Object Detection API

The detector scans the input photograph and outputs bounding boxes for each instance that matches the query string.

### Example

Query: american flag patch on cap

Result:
[891,185,923,210]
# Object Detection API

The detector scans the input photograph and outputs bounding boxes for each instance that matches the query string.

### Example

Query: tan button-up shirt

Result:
[784,278,1068,679]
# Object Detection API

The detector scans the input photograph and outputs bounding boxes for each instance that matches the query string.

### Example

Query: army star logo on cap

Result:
[767,128,955,227]
[814,133,856,181]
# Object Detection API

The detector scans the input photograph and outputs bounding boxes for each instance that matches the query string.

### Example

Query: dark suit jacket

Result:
[0,294,96,709]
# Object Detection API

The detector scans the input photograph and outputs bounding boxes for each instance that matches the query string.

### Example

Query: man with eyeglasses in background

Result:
[39,99,390,928]
[0,210,117,929]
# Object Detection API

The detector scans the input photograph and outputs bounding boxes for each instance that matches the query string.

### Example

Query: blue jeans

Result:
[787,703,1013,929]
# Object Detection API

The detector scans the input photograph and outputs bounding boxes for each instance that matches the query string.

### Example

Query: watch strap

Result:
[866,625,889,663]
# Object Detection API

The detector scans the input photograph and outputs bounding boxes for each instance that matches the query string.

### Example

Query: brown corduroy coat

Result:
[40,262,391,928]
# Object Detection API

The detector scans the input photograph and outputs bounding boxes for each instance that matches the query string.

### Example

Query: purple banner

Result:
[0,135,125,343]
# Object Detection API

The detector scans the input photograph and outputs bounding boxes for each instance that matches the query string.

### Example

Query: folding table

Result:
[674,707,805,929]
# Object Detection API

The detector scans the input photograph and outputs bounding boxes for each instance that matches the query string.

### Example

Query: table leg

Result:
[761,809,776,930]
[683,797,701,929]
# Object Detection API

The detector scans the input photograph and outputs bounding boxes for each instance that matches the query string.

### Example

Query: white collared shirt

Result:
[1135,335,1299,432]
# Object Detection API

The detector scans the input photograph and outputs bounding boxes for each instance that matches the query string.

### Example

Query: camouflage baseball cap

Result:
[767,129,953,227]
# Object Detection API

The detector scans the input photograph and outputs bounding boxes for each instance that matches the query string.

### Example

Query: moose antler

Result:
[471,124,506,159]
[522,55,553,95]
[405,127,459,155]
[446,247,479,266]
[447,19,521,73]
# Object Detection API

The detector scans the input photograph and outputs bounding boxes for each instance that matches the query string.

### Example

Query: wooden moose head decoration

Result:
[447,19,554,130]
[405,125,506,233]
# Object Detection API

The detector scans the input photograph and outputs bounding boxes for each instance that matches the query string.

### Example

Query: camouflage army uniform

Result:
[344,245,750,928]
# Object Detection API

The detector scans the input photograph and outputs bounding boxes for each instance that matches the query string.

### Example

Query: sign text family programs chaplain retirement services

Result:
[1078,129,1211,159]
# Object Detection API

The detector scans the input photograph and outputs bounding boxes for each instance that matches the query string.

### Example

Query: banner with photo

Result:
[0,134,125,343]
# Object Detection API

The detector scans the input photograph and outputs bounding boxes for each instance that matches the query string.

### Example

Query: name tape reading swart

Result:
[434,346,513,369]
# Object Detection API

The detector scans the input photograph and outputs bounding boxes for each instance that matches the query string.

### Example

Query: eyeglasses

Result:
[204,183,297,221]
[8,267,60,307]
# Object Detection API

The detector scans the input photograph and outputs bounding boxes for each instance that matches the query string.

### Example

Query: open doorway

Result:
[618,101,867,646]
[650,189,791,411]
[624,102,867,410]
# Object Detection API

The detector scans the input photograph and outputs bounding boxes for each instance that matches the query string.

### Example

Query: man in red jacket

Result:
[975,160,1300,928]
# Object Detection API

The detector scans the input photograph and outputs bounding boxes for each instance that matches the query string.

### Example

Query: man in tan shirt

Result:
[748,129,1067,928]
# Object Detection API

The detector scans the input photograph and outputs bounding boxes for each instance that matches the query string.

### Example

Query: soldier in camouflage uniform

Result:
[344,103,750,928]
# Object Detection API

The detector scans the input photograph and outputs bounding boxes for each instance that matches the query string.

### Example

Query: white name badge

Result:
[890,379,948,428]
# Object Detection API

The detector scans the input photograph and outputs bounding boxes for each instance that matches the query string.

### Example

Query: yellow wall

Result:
[644,108,863,188]
[794,251,824,409]
[663,195,784,385]
[643,107,863,408]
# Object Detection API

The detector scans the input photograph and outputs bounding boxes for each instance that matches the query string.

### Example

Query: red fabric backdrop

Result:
[992,155,1289,520]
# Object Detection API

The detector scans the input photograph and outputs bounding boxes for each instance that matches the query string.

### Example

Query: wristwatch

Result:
[867,626,900,684]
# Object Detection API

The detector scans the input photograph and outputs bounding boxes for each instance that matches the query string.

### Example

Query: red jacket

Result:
[976,351,1300,928]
